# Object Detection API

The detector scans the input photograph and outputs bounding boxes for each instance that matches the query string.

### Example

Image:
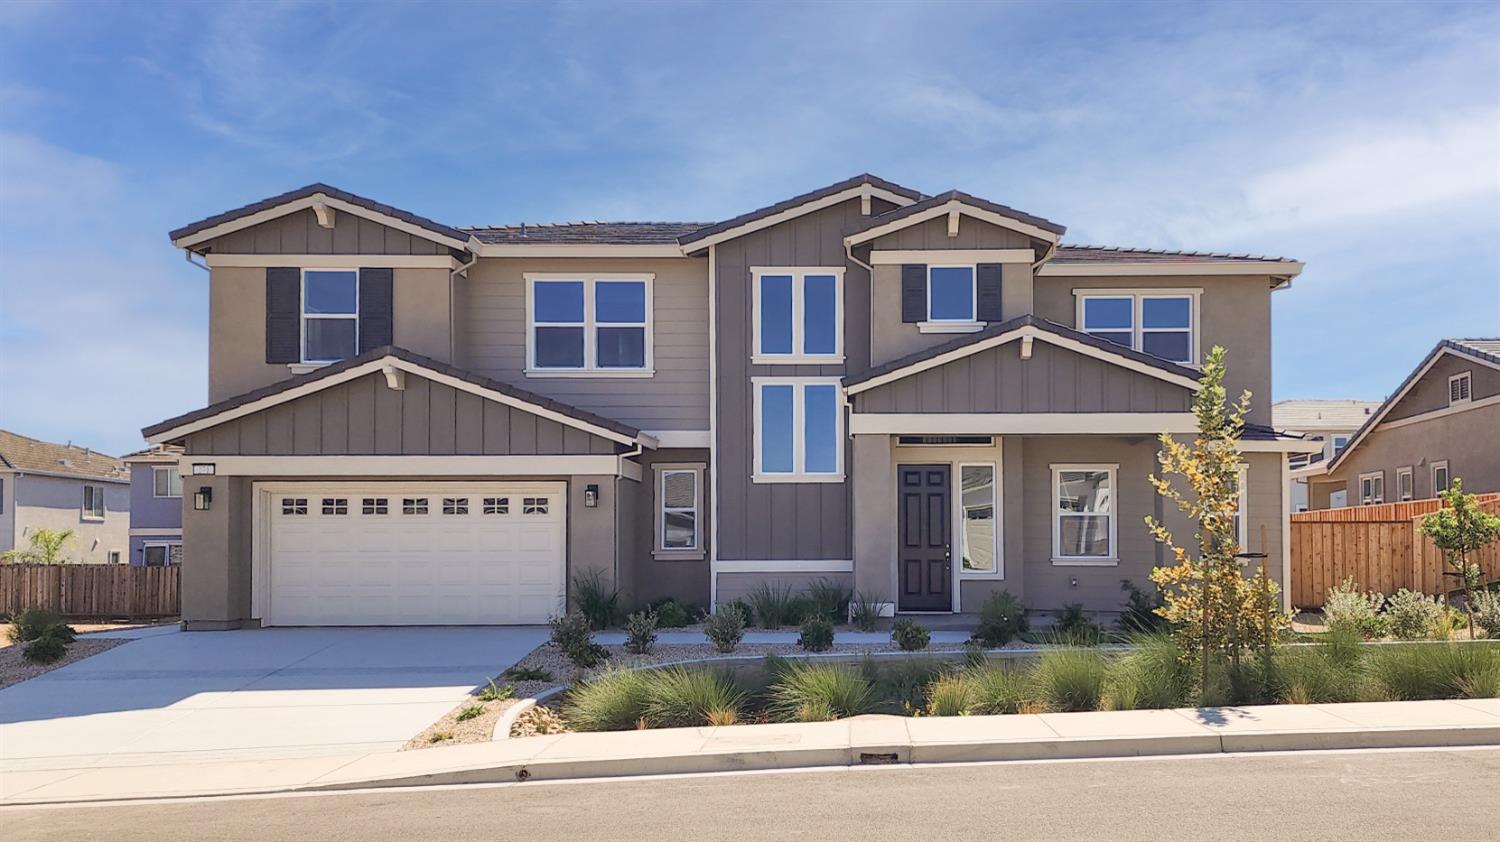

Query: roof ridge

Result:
[461,220,711,230]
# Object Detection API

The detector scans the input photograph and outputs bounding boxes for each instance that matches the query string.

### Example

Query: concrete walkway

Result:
[3,698,1494,804]
[592,629,975,646]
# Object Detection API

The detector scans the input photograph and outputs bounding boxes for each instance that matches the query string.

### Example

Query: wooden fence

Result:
[0,564,180,620]
[1289,494,1500,608]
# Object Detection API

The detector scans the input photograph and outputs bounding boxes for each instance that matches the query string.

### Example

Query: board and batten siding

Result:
[201,208,448,256]
[852,341,1193,414]
[714,197,897,562]
[455,257,710,431]
[183,372,621,457]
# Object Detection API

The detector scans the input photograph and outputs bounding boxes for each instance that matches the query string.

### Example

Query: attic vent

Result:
[57,458,74,468]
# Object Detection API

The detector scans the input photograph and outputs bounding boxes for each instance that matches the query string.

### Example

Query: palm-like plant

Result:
[1,528,76,564]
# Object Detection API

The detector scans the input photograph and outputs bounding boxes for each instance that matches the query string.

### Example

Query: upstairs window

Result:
[928,266,976,322]
[528,275,651,374]
[1449,371,1472,406]
[1331,435,1350,458]
[752,268,843,362]
[754,378,843,482]
[302,270,359,363]
[1077,290,1198,364]
[82,485,106,520]
[153,466,183,498]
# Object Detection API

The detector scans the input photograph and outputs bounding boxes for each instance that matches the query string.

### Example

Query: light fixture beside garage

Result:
[584,484,599,508]
[193,486,213,511]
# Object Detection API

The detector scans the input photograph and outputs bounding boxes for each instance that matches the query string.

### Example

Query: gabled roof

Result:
[843,314,1202,395]
[1271,399,1381,431]
[676,174,924,249]
[0,429,128,482]
[142,347,648,448]
[169,183,473,251]
[1051,245,1296,264]
[120,444,184,465]
[1326,338,1500,474]
[844,189,1066,247]
[464,221,709,245]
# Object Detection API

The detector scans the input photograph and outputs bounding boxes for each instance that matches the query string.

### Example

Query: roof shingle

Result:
[0,430,128,482]
[464,221,709,245]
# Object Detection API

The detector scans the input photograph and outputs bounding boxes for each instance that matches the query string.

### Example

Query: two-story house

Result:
[122,446,185,565]
[143,176,1318,629]
[1271,399,1379,511]
[0,429,129,563]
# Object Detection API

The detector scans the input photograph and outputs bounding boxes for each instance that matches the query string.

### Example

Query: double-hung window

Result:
[527,274,652,375]
[82,485,106,520]
[1077,290,1198,364]
[1052,465,1116,562]
[302,270,359,363]
[753,378,843,482]
[752,268,842,362]
[1359,471,1384,506]
[153,466,182,498]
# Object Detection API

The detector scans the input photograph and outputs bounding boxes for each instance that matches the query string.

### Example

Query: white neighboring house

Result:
[0,429,130,563]
[1272,400,1380,512]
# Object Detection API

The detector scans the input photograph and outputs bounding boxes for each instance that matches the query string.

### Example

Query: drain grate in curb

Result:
[858,752,900,765]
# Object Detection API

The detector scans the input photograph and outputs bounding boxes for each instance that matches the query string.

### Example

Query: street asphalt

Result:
[6,747,1498,841]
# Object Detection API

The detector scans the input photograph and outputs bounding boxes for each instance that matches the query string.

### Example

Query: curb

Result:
[491,699,537,742]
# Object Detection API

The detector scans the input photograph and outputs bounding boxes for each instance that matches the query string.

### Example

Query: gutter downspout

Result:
[185,249,210,273]
[845,241,873,275]
[449,248,480,363]
[1031,241,1057,273]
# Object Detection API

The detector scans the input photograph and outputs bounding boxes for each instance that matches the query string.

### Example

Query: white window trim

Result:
[957,461,1003,580]
[300,268,360,365]
[750,267,845,364]
[654,463,705,559]
[926,264,978,324]
[1232,464,1249,550]
[1448,371,1472,406]
[1074,288,1201,366]
[81,485,106,521]
[751,377,846,483]
[1432,461,1450,495]
[1359,470,1385,506]
[1331,435,1350,458]
[142,540,182,566]
[1051,463,1118,565]
[153,466,182,498]
[1396,466,1414,501]
[524,273,655,377]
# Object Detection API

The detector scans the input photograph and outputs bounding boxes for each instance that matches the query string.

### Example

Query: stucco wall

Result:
[1326,404,1500,500]
[10,475,129,564]
[129,463,183,531]
[1384,354,1500,422]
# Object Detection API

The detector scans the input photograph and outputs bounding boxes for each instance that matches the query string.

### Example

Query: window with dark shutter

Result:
[900,264,927,323]
[265,267,301,363]
[358,268,394,353]
[976,263,1003,322]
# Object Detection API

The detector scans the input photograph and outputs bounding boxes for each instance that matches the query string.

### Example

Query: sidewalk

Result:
[592,630,975,646]
[3,698,1495,805]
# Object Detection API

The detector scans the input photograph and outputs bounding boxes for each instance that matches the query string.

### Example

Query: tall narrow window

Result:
[153,466,183,498]
[960,464,997,575]
[1231,466,1249,549]
[754,379,844,482]
[528,275,651,373]
[752,269,842,361]
[302,270,358,362]
[1396,467,1414,501]
[1053,466,1115,561]
[82,485,106,520]
[1078,290,1198,364]
[1432,461,1450,495]
[658,468,700,552]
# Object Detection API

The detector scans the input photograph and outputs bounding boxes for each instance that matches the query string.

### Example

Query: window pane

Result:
[534,281,585,323]
[961,465,996,573]
[1092,331,1134,348]
[144,546,166,566]
[662,471,695,509]
[1142,331,1191,362]
[535,326,585,367]
[303,270,357,315]
[1142,297,1190,328]
[596,326,645,367]
[155,469,170,496]
[304,319,356,361]
[1058,470,1111,514]
[760,384,794,473]
[1083,297,1133,330]
[595,281,645,323]
[929,267,974,320]
[168,469,182,496]
[759,274,793,354]
[803,384,839,473]
[664,511,696,548]
[803,274,837,355]
[1060,515,1111,556]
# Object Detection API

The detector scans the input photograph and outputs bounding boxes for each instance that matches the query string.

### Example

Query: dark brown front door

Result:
[898,464,951,612]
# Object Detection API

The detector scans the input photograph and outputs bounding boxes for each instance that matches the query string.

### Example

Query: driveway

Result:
[0,627,547,771]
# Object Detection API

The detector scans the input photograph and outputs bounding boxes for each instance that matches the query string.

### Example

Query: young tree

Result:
[1419,478,1500,637]
[1,528,77,564]
[1147,346,1287,698]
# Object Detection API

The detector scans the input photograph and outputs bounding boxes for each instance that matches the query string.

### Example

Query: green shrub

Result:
[1323,578,1388,639]
[972,590,1028,647]
[726,598,755,626]
[1363,643,1499,701]
[624,610,658,655]
[925,672,978,716]
[1103,634,1193,710]
[649,599,694,629]
[1384,589,1445,640]
[564,669,651,731]
[850,592,884,632]
[768,662,876,722]
[22,633,69,665]
[456,704,485,722]
[891,618,930,652]
[747,582,798,629]
[477,680,515,702]
[8,607,73,645]
[1051,603,1106,646]
[961,639,988,668]
[804,578,852,622]
[1118,580,1167,633]
[502,665,554,683]
[866,657,947,714]
[1030,649,1107,712]
[571,570,622,630]
[797,614,835,652]
[963,664,1030,715]
[1471,590,1500,639]
[643,667,744,727]
[549,611,609,669]
[1272,641,1369,704]
[703,604,746,654]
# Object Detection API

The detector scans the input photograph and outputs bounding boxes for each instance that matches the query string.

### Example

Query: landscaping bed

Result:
[0,637,125,689]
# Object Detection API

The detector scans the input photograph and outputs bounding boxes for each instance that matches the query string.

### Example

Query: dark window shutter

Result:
[359,268,394,353]
[265,267,300,364]
[976,263,1003,322]
[900,264,927,323]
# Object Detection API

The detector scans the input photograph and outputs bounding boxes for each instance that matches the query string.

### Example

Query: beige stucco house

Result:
[1296,339,1500,509]
[143,176,1319,629]
[0,430,129,564]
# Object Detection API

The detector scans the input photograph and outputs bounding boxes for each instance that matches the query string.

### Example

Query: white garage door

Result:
[263,483,566,626]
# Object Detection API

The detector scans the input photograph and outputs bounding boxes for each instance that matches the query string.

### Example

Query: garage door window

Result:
[282,498,308,515]
[523,497,549,515]
[362,498,388,515]
[403,498,429,515]
[321,498,348,515]
[484,497,509,515]
[443,498,469,515]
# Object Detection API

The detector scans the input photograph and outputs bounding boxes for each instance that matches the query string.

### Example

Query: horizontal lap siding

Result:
[184,372,619,456]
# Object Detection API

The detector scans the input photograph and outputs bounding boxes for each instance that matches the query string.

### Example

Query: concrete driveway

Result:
[0,626,547,771]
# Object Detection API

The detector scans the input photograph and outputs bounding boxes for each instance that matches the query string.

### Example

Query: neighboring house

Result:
[1296,339,1500,510]
[122,446,184,566]
[1271,399,1380,511]
[143,176,1318,630]
[0,429,129,563]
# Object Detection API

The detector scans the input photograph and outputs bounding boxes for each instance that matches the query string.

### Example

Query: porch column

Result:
[852,434,896,606]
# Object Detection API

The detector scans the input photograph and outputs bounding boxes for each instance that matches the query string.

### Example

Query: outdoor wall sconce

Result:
[193,486,213,511]
[584,484,599,508]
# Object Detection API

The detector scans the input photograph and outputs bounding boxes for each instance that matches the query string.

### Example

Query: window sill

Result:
[752,473,845,484]
[1050,557,1118,566]
[751,355,845,366]
[525,368,655,379]
[918,321,985,334]
[288,362,331,375]
[652,549,706,561]
[80,515,105,523]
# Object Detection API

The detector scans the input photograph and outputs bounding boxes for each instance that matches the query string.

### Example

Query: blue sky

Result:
[1,0,1497,456]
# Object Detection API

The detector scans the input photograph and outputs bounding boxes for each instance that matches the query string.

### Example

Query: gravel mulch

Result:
[0,638,126,689]
[405,696,521,750]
